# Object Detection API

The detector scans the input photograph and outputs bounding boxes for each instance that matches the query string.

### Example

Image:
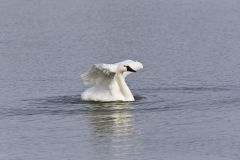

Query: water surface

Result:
[1,0,240,159]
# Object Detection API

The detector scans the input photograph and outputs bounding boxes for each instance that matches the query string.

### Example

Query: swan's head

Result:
[117,64,136,73]
[117,60,143,74]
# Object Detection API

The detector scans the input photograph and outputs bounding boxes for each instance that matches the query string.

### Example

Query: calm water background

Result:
[1,0,240,159]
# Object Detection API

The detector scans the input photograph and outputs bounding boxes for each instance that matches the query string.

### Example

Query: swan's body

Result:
[81,60,143,102]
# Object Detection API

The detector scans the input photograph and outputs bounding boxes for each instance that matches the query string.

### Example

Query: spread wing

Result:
[81,64,117,86]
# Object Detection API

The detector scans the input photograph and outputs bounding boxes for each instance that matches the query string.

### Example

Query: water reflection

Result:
[87,102,134,137]
[86,102,135,158]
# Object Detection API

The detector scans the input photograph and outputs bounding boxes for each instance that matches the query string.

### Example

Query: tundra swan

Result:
[81,60,143,102]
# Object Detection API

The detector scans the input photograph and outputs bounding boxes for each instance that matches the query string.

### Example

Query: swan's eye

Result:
[124,65,127,67]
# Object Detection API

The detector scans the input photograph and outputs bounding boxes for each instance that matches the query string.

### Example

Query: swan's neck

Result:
[116,73,134,101]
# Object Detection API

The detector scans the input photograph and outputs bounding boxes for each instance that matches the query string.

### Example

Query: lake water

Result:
[1,0,240,159]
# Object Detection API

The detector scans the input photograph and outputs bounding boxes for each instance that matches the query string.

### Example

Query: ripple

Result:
[138,86,235,93]
[28,94,146,105]
[4,94,145,117]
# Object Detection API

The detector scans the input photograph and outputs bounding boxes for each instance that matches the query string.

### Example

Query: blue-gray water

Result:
[1,0,240,159]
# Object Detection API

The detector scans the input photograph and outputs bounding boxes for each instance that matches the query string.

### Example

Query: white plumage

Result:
[81,60,143,102]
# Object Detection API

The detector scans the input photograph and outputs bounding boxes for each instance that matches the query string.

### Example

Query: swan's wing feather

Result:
[81,64,116,85]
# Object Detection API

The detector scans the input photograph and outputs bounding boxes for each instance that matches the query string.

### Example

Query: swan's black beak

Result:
[126,66,136,72]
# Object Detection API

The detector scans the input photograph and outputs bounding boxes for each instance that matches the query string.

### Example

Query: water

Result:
[1,0,240,159]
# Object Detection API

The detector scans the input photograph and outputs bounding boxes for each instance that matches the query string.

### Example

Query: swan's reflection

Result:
[86,102,135,158]
[87,102,134,138]
[81,101,137,159]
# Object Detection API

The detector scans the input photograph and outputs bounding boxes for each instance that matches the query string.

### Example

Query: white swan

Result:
[81,60,143,102]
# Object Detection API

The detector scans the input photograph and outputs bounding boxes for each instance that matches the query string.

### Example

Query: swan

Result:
[81,60,143,102]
